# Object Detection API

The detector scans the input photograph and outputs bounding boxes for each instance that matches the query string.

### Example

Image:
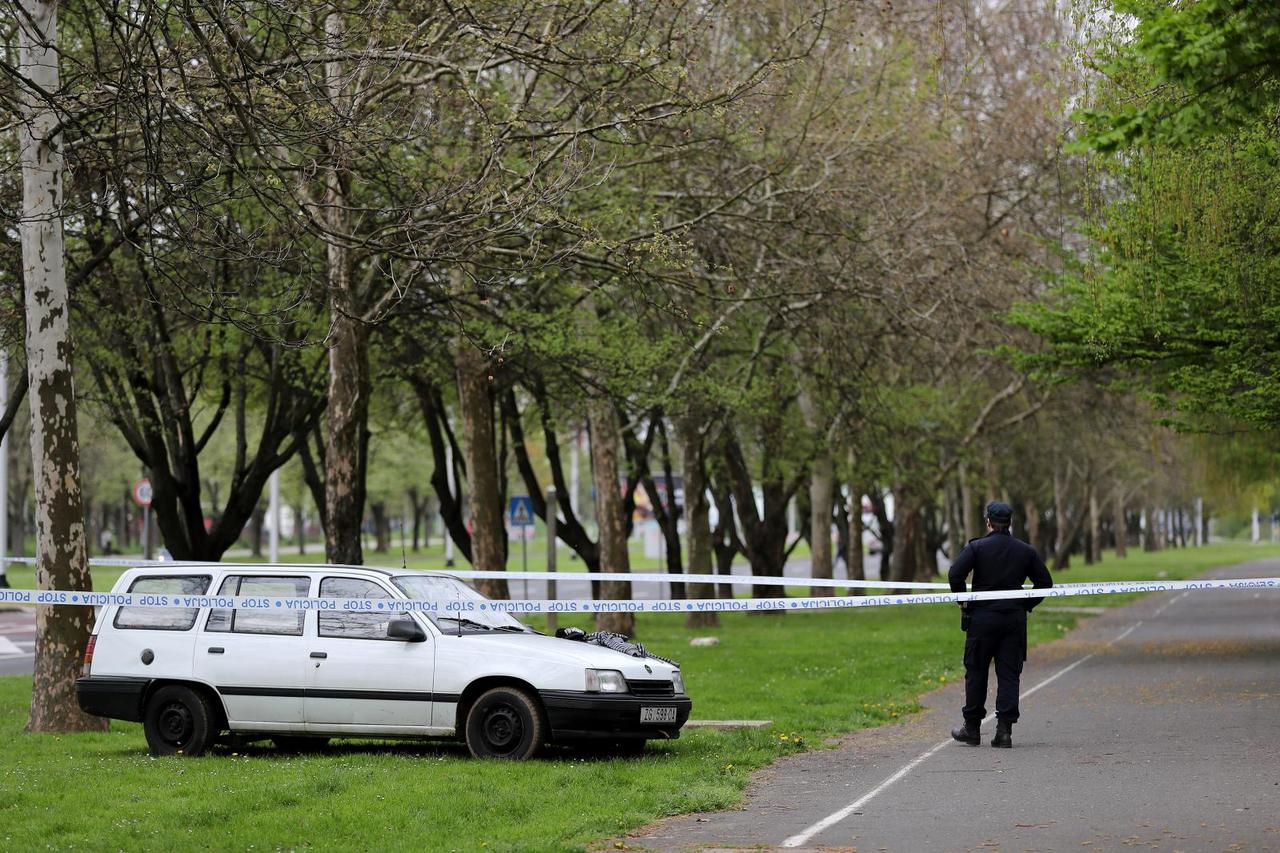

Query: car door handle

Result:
[207,647,224,654]
[310,652,327,659]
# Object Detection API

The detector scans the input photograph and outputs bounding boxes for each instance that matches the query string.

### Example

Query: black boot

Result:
[951,721,981,746]
[991,720,1012,748]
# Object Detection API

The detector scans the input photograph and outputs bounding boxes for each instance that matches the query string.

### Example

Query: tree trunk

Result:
[944,476,962,560]
[847,484,865,595]
[408,487,424,552]
[412,491,422,550]
[808,454,834,597]
[709,474,739,599]
[370,502,389,553]
[722,431,791,604]
[323,12,369,566]
[1088,486,1102,564]
[293,502,306,555]
[1112,485,1127,558]
[19,0,105,733]
[1143,505,1159,552]
[887,487,928,583]
[1022,498,1039,548]
[588,395,633,635]
[456,340,508,598]
[677,416,717,628]
[634,416,685,598]
[1052,462,1073,569]
[249,504,265,557]
[959,462,978,541]
[867,489,895,572]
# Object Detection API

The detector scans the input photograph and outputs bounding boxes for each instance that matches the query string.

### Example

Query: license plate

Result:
[640,706,677,724]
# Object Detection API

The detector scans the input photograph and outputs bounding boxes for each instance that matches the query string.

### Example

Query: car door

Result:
[304,576,438,734]
[192,574,312,731]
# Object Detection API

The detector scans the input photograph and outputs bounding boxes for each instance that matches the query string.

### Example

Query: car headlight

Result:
[585,669,629,693]
[672,670,686,695]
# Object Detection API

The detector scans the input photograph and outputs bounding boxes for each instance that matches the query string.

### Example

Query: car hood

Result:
[462,631,680,676]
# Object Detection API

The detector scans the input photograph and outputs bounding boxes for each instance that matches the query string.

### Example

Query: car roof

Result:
[118,563,458,581]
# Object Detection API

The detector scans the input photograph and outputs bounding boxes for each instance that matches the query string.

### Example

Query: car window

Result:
[114,575,211,631]
[318,577,397,640]
[205,575,310,636]
[393,574,526,631]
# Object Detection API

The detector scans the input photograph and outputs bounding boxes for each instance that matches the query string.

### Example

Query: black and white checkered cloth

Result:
[555,627,680,668]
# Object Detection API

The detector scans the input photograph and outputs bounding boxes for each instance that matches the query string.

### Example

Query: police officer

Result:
[948,501,1053,748]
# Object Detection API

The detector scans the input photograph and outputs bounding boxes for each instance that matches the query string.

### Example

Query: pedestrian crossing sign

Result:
[508,495,535,528]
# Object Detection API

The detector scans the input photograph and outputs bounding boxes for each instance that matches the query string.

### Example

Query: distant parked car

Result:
[75,565,690,759]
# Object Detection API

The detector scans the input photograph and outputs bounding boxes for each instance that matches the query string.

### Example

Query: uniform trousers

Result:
[962,607,1027,724]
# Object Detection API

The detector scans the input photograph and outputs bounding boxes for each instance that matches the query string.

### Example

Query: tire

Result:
[272,736,330,754]
[143,685,216,757]
[464,687,546,760]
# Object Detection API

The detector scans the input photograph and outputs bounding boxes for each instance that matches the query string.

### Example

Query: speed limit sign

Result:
[132,478,153,508]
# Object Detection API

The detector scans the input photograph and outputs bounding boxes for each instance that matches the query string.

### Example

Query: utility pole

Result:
[268,468,281,563]
[444,438,455,567]
[546,486,557,634]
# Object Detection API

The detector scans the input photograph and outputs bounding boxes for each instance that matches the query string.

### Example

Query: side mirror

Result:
[388,618,427,643]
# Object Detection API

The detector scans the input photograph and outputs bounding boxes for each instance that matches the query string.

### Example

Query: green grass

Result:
[1,543,1276,851]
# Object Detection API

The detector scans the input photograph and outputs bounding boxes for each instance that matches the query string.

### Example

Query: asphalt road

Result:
[628,559,1280,852]
[0,608,36,676]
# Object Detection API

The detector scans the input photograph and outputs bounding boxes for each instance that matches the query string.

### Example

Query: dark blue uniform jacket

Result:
[948,530,1053,612]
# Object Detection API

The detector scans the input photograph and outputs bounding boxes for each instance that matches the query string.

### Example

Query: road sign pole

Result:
[522,530,528,599]
[143,505,152,561]
[546,487,557,633]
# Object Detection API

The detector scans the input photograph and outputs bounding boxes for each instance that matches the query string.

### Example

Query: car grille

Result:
[627,678,675,698]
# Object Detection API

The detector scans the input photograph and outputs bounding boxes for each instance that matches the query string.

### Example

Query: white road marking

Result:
[781,611,1157,847]
[1151,590,1189,619]
[0,636,26,656]
[1112,621,1142,644]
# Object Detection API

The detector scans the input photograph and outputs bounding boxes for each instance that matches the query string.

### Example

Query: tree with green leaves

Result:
[1026,2,1280,432]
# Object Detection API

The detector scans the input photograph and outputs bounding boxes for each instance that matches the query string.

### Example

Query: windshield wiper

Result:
[490,625,528,633]
[437,617,493,631]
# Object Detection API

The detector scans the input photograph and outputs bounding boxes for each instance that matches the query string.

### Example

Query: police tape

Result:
[1,576,1275,613]
[3,556,951,589]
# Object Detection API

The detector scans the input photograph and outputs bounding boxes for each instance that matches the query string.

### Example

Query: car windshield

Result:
[391,575,527,632]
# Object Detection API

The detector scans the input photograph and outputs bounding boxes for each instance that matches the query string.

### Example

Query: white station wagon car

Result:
[75,565,691,759]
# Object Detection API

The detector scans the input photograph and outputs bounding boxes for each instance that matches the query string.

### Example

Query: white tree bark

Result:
[19,0,104,732]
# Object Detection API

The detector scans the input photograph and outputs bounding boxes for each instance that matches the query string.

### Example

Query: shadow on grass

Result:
[198,736,676,763]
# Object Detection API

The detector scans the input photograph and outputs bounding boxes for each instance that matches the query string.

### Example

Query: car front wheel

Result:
[143,685,216,757]
[464,687,545,760]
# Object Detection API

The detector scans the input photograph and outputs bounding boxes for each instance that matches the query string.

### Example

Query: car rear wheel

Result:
[464,687,545,760]
[143,685,215,757]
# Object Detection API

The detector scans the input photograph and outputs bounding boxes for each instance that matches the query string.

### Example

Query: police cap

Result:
[985,501,1013,524]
